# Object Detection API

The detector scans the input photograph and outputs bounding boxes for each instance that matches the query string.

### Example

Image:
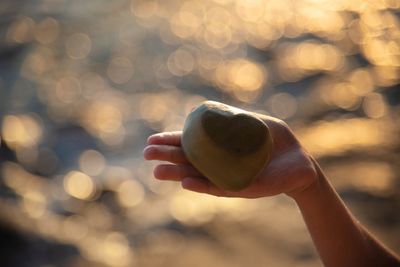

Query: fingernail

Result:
[147,135,154,144]
[181,178,189,189]
[147,134,161,145]
[142,146,152,159]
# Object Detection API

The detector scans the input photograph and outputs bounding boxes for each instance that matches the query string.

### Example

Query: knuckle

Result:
[274,119,290,133]
[144,146,156,157]
[168,147,178,162]
[170,147,185,163]
[153,165,164,178]
[177,165,188,178]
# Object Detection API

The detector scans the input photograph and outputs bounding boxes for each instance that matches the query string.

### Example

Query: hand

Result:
[143,114,319,199]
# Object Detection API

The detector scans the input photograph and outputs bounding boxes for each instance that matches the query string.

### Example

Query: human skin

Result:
[143,114,400,267]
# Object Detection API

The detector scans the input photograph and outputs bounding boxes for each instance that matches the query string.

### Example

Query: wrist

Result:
[287,159,329,205]
[289,176,324,205]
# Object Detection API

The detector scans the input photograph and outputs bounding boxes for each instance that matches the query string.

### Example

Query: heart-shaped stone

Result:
[182,101,273,191]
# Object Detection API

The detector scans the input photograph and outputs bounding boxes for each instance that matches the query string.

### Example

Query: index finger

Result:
[147,131,182,146]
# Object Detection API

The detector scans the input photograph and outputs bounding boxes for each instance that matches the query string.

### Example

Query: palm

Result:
[143,115,318,198]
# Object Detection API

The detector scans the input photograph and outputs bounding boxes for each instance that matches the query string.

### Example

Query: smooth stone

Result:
[182,101,273,191]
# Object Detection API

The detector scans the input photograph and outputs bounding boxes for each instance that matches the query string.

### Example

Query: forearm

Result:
[292,161,400,267]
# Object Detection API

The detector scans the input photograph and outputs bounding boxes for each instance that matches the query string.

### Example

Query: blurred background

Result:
[0,0,399,266]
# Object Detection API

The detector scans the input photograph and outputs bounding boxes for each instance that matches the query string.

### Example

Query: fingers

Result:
[152,162,231,197]
[154,164,202,181]
[147,131,182,146]
[143,145,188,164]
[151,162,248,197]
[181,177,237,197]
[181,177,218,195]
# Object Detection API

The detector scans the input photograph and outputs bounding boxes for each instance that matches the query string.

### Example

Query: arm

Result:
[143,116,400,267]
[292,159,400,267]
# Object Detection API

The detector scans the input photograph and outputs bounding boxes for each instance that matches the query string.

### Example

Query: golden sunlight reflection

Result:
[22,191,47,218]
[66,33,92,59]
[37,213,63,239]
[79,150,106,176]
[103,166,133,191]
[297,118,396,157]
[139,93,180,124]
[21,48,56,79]
[81,99,126,145]
[1,0,399,266]
[167,48,195,76]
[198,52,222,71]
[107,57,135,84]
[100,232,133,266]
[326,161,395,195]
[6,16,35,43]
[362,93,388,118]
[34,17,60,45]
[178,1,204,33]
[203,10,233,49]
[169,190,258,225]
[84,203,113,230]
[348,68,374,96]
[169,192,216,225]
[330,83,360,110]
[2,162,33,193]
[184,95,208,114]
[215,59,266,102]
[55,76,82,104]
[2,163,50,221]
[2,114,43,149]
[278,41,344,82]
[63,171,96,200]
[131,0,158,19]
[80,72,106,99]
[116,179,145,208]
[236,0,265,22]
[372,65,400,86]
[72,232,129,267]
[62,215,89,242]
[266,92,298,119]
[142,229,185,256]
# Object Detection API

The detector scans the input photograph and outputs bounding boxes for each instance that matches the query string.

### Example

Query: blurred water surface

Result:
[0,0,399,266]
